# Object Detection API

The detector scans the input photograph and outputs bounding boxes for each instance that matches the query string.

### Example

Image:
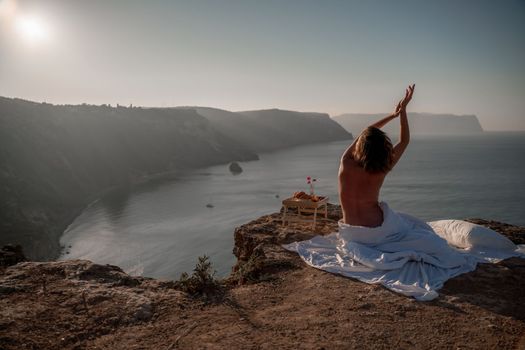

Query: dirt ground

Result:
[1,208,524,349]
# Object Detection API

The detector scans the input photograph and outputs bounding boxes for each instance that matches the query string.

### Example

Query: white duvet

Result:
[283,202,525,301]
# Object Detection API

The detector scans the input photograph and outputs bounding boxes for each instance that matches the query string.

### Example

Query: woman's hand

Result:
[399,84,415,111]
[391,83,415,117]
[391,101,402,117]
[369,84,415,128]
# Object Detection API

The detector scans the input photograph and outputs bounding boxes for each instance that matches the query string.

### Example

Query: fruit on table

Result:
[292,191,322,202]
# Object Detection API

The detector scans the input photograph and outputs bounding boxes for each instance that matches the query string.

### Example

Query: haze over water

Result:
[60,132,525,279]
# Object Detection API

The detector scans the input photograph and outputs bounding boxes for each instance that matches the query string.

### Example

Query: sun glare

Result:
[15,15,49,44]
[0,0,53,46]
[0,0,17,18]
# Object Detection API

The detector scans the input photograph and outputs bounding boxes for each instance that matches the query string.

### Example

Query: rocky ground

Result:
[1,204,524,349]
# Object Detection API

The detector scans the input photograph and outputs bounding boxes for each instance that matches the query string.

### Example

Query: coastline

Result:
[51,164,238,262]
[53,139,351,263]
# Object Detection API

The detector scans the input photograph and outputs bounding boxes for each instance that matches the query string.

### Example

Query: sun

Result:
[15,15,50,44]
[0,0,53,47]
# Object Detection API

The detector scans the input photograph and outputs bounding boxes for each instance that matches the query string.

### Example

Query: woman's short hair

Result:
[353,126,394,173]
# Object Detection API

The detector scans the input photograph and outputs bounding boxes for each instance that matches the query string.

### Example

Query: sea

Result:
[59,132,525,279]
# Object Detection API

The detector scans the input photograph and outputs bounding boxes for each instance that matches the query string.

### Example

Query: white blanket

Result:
[283,202,525,301]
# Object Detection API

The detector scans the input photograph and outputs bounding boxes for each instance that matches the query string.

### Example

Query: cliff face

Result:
[333,112,483,136]
[0,97,259,260]
[1,211,524,349]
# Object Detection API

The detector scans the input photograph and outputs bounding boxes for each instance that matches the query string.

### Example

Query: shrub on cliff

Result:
[175,255,222,299]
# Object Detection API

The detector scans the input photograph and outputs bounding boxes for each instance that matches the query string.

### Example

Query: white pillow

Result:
[428,219,517,251]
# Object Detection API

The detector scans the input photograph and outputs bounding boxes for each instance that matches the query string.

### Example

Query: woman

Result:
[284,84,523,300]
[338,84,414,227]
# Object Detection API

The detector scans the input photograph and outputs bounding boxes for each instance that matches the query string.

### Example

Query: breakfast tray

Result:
[281,196,329,229]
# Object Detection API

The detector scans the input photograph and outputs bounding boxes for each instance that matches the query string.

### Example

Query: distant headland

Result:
[333,112,483,135]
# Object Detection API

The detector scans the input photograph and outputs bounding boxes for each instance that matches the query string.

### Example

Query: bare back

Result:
[338,158,387,227]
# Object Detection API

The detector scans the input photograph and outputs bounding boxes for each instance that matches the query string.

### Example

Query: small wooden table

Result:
[281,196,329,229]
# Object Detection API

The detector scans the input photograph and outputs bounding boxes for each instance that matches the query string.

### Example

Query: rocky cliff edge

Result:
[1,205,524,349]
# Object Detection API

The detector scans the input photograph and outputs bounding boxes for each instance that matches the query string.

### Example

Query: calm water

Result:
[59,132,525,279]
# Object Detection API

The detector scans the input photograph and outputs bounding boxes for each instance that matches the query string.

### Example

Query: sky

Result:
[0,0,524,131]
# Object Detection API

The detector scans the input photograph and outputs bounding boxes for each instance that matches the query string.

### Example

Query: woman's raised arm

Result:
[369,102,402,129]
[341,97,402,162]
[340,84,415,165]
[392,84,415,167]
